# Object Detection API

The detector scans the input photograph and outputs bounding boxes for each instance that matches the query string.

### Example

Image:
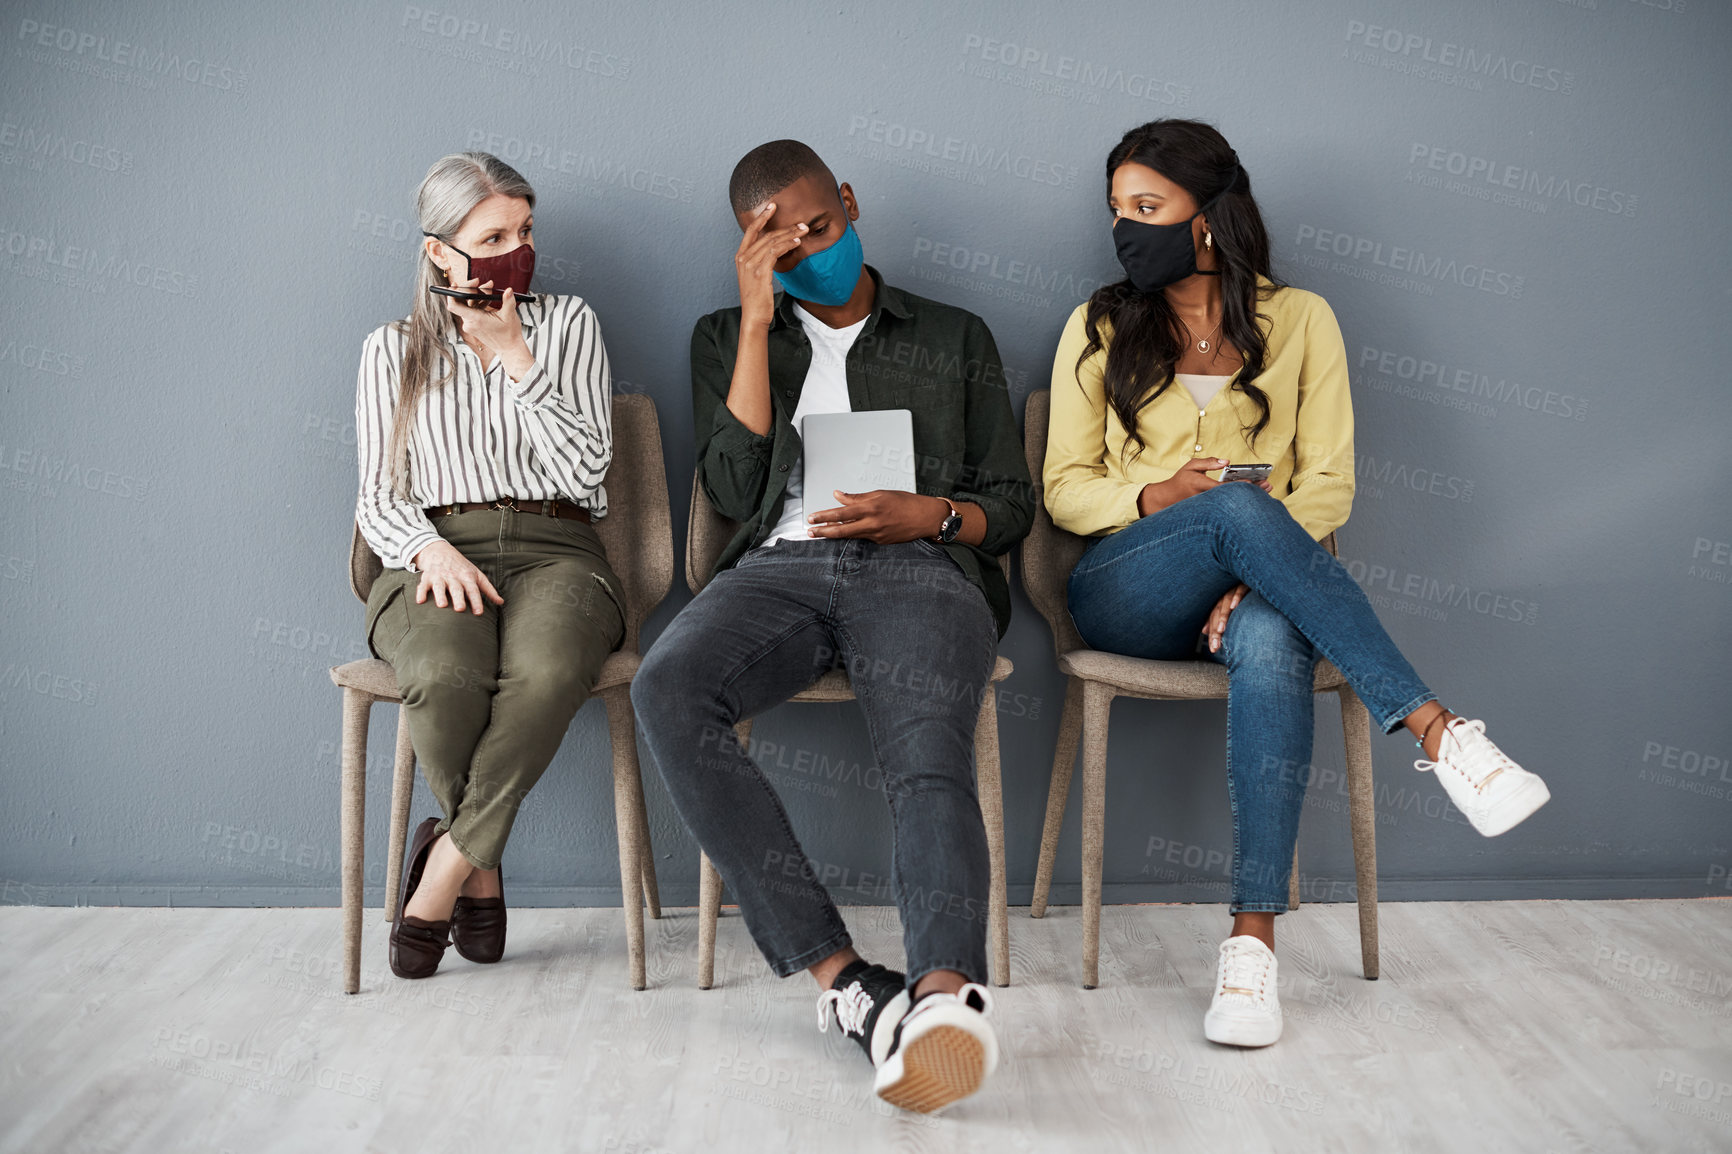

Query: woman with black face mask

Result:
[1043,120,1552,1047]
[354,151,626,979]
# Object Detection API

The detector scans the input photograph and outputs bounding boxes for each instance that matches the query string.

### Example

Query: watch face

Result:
[939,512,962,543]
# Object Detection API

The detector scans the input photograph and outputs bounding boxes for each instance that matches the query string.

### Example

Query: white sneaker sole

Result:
[874,1023,990,1113]
[1204,1008,1282,1048]
[1470,774,1551,837]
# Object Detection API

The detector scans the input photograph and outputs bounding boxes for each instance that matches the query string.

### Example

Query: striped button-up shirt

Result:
[354,294,612,570]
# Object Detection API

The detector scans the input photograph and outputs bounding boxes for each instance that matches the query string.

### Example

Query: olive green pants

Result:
[365,508,625,871]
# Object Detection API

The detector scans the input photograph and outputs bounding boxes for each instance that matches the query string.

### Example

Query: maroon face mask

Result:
[443,240,535,296]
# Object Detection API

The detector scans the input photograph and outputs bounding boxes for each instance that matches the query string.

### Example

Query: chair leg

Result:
[603,686,648,990]
[339,689,372,995]
[697,718,751,990]
[698,851,724,990]
[383,710,416,925]
[1031,677,1083,920]
[638,802,662,922]
[1288,843,1301,911]
[974,685,1010,987]
[607,690,661,921]
[1079,681,1113,989]
[1340,685,1380,980]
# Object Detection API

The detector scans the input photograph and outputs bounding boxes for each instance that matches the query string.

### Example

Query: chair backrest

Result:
[594,394,674,654]
[1019,390,1089,662]
[346,393,674,656]
[685,473,738,596]
[349,522,383,605]
[1019,388,1339,664]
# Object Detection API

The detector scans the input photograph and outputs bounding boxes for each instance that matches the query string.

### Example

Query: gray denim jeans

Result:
[632,537,998,988]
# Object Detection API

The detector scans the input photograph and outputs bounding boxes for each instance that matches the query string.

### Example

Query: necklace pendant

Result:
[1198,339,1210,353]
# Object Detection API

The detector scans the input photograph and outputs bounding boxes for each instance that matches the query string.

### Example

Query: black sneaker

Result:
[815,960,911,1065]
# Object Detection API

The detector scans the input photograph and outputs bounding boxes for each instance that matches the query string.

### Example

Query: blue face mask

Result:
[774,220,864,307]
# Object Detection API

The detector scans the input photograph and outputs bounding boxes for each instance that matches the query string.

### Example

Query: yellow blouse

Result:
[1044,283,1354,542]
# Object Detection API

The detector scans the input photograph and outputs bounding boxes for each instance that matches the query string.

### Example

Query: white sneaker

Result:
[1203,935,1282,1047]
[872,983,998,1114]
[1416,716,1550,837]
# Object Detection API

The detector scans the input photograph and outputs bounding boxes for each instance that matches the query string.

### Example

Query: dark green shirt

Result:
[690,266,1035,638]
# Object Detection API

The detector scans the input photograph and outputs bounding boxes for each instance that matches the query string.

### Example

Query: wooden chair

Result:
[684,476,1015,988]
[328,393,673,993]
[1018,388,1380,988]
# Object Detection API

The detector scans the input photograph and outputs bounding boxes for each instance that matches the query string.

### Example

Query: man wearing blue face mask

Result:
[632,139,1034,1115]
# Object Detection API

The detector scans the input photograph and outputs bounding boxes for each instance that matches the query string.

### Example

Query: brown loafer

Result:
[451,865,506,964]
[390,817,450,979]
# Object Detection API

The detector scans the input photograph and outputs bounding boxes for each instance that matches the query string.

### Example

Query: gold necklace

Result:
[1182,314,1224,355]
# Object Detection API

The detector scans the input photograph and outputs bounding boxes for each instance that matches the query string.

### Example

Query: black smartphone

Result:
[1219,463,1273,483]
[429,285,538,306]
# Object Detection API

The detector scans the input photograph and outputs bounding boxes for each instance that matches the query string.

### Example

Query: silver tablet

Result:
[800,409,917,512]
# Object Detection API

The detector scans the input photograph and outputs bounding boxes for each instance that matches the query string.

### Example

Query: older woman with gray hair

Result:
[354,151,624,979]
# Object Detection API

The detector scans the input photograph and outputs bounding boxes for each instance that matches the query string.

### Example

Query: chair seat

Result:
[329,658,401,700]
[333,649,644,701]
[787,655,1014,704]
[593,649,641,692]
[1058,649,1346,700]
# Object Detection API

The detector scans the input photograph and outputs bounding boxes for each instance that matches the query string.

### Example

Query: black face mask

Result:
[1112,184,1229,294]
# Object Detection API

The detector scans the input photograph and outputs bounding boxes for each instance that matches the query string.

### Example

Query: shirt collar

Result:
[771,265,910,332]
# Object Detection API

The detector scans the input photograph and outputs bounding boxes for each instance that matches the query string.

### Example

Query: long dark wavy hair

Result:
[1078,119,1283,461]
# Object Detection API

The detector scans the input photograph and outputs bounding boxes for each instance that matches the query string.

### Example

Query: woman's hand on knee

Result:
[412,540,505,614]
[1203,583,1248,653]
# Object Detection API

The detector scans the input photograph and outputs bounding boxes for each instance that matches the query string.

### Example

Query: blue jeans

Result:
[1066,483,1435,913]
[633,537,999,988]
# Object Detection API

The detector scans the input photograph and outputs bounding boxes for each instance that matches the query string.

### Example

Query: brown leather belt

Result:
[426,498,591,523]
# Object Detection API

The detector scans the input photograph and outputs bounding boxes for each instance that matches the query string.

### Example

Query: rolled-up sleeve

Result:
[1278,298,1355,541]
[691,312,772,523]
[354,326,440,571]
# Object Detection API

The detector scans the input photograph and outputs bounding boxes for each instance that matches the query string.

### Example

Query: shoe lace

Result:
[1217,942,1271,1003]
[1415,718,1511,793]
[817,981,873,1036]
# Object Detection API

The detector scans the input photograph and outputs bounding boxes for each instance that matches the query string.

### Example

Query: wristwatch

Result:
[933,497,962,544]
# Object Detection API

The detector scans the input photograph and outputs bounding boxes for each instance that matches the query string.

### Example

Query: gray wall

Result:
[2,0,1727,910]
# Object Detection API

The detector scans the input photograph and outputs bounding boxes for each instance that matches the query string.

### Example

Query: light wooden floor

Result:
[2,899,1729,1153]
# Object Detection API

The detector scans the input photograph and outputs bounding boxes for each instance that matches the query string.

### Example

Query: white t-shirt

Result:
[758,303,870,545]
[1174,372,1233,413]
